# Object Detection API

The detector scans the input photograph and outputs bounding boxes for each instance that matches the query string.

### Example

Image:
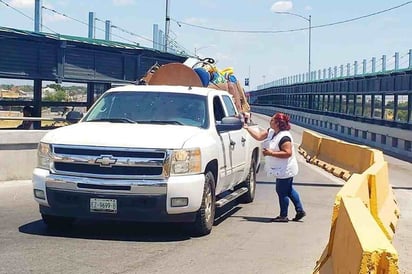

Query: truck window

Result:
[213,96,225,122]
[84,91,208,128]
[222,95,237,117]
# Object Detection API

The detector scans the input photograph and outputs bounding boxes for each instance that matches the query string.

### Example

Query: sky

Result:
[1,0,412,90]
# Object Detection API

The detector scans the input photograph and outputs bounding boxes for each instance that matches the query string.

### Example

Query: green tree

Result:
[43,84,67,102]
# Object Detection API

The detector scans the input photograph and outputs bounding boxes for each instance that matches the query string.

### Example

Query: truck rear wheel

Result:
[193,171,216,236]
[239,159,256,203]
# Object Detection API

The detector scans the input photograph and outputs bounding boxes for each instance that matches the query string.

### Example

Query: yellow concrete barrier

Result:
[366,161,400,241]
[310,138,374,181]
[313,197,398,273]
[331,173,370,225]
[311,138,338,170]
[305,130,401,271]
[333,142,374,174]
[298,130,322,161]
[371,148,385,163]
[321,173,371,268]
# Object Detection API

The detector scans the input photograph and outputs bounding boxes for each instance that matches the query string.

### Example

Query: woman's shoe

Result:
[293,211,306,221]
[272,216,289,222]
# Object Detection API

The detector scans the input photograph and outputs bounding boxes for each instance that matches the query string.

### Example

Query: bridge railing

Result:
[258,49,412,89]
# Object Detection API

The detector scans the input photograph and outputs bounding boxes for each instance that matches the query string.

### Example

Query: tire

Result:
[41,214,74,228]
[239,159,256,204]
[193,171,216,236]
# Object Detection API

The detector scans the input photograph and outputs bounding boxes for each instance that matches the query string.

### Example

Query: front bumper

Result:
[32,168,205,222]
[40,188,195,222]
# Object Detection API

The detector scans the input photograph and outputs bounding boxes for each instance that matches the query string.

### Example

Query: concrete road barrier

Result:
[314,197,398,273]
[0,130,47,181]
[331,173,370,225]
[298,130,322,161]
[366,161,401,241]
[305,132,401,272]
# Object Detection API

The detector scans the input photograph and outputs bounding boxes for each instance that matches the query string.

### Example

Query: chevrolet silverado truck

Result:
[32,83,261,236]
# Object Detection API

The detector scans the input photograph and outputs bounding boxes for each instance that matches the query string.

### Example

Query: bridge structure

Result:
[1,26,411,161]
[0,26,411,273]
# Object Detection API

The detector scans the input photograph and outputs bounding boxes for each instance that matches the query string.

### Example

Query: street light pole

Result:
[275,12,312,81]
[308,15,311,81]
[194,45,215,57]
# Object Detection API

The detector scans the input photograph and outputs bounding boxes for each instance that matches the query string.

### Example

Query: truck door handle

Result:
[230,140,236,146]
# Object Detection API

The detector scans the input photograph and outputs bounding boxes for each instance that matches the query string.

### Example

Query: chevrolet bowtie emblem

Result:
[95,155,117,167]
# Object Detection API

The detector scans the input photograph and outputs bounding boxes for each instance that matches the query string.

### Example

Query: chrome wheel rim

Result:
[250,165,256,195]
[204,184,212,223]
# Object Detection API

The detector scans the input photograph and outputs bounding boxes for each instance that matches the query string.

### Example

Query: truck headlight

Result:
[37,142,52,170]
[170,148,201,175]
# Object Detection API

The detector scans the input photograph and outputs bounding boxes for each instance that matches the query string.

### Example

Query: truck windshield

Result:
[84,91,208,128]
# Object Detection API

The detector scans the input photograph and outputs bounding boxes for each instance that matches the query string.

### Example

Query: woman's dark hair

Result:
[273,112,290,131]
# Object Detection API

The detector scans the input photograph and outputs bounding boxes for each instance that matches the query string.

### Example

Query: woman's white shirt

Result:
[264,129,298,179]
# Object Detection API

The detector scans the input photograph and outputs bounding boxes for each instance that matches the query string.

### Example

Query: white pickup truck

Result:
[32,84,261,235]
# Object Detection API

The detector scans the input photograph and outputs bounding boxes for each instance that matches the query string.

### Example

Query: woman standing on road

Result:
[244,112,306,222]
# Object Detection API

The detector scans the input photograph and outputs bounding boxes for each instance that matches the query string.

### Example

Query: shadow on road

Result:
[241,216,273,223]
[18,200,243,242]
[257,180,343,188]
[18,219,193,242]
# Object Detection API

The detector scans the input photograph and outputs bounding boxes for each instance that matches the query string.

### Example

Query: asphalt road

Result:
[0,113,410,274]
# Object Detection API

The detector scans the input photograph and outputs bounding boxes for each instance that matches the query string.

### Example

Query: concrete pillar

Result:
[34,0,42,33]
[409,49,412,69]
[394,52,399,70]
[153,24,159,50]
[88,12,95,39]
[105,20,111,41]
[354,61,358,76]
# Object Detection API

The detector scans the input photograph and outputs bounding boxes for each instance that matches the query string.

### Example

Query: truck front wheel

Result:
[193,171,216,236]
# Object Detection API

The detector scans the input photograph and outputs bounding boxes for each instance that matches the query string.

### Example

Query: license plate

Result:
[90,198,117,213]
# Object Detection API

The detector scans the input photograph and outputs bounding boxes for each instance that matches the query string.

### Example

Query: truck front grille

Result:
[54,162,163,176]
[50,145,169,179]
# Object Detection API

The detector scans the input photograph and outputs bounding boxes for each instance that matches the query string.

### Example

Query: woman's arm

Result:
[244,125,268,141]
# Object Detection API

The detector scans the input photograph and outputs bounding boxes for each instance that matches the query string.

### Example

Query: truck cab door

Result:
[227,129,246,188]
[213,97,235,193]
[221,95,246,188]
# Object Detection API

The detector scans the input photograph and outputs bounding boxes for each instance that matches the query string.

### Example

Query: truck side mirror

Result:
[66,111,83,124]
[216,116,243,132]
